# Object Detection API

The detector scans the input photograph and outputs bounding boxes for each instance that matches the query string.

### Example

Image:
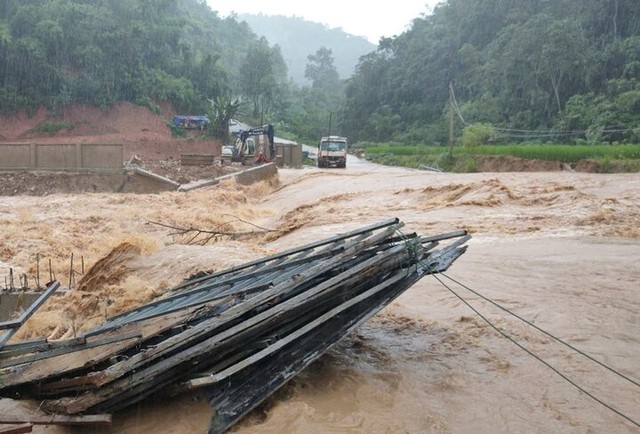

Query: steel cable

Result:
[432,273,640,429]
[441,273,640,389]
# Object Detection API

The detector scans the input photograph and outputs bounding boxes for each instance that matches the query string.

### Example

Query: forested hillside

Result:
[2,0,638,147]
[0,0,288,121]
[343,0,640,145]
[236,14,376,85]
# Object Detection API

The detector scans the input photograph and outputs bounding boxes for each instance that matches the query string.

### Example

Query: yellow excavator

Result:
[222,124,275,165]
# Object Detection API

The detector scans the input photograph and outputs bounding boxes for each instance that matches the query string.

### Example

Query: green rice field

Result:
[356,143,640,172]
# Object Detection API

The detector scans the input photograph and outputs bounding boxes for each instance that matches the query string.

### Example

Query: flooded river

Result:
[1,157,638,433]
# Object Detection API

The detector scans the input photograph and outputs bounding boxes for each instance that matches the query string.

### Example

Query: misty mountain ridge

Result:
[236,13,377,85]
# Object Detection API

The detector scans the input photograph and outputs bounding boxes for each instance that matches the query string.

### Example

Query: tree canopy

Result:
[343,0,640,144]
[1,0,639,146]
[0,0,287,121]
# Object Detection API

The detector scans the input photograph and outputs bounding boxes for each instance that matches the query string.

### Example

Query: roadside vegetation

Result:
[356,142,640,173]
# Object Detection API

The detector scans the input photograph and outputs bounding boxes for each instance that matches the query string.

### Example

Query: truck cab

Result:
[317,136,347,168]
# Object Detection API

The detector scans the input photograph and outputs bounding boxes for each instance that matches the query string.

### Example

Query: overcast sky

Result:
[206,1,440,43]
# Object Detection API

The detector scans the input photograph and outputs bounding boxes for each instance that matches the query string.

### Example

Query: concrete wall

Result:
[0,143,123,171]
[275,143,302,168]
[0,292,40,321]
[119,167,180,193]
[179,163,278,192]
[234,162,278,185]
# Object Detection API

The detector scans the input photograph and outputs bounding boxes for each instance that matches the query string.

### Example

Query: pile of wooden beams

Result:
[0,218,469,433]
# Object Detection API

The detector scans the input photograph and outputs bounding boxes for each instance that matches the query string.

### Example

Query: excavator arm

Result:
[238,125,274,159]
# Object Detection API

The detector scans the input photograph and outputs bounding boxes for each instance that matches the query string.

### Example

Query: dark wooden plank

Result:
[206,268,423,433]
[35,298,232,394]
[168,218,399,292]
[0,333,139,370]
[0,414,110,426]
[27,225,467,419]
[0,337,91,361]
[188,269,408,389]
[0,301,228,387]
[0,337,140,387]
[420,229,468,243]
[0,424,32,434]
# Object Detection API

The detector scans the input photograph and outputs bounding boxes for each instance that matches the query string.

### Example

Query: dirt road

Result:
[1,156,639,433]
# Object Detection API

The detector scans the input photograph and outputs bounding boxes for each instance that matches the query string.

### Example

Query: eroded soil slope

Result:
[0,102,220,160]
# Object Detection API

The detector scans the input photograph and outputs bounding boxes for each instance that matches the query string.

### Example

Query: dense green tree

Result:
[239,38,288,123]
[343,0,640,144]
[281,47,347,144]
[305,47,341,93]
[483,14,588,126]
[0,0,286,117]
[343,50,390,142]
[208,94,242,140]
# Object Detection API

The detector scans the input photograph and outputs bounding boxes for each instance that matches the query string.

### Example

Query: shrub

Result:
[33,121,74,136]
[461,123,496,147]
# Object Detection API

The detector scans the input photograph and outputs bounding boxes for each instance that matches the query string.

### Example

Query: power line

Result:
[494,128,633,137]
[441,273,640,389]
[446,84,636,138]
[432,274,640,429]
[494,127,632,134]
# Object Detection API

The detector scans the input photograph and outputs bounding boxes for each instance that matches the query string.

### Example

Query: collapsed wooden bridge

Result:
[0,218,469,433]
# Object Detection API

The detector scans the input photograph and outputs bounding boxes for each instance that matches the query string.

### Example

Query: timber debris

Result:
[0,218,469,433]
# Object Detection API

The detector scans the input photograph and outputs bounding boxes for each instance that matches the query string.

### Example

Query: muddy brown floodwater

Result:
[1,155,639,434]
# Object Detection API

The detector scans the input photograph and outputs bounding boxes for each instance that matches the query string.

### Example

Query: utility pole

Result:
[448,82,455,159]
[449,82,456,160]
[327,112,333,138]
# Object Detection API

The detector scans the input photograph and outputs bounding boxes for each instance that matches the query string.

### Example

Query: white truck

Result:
[317,136,347,168]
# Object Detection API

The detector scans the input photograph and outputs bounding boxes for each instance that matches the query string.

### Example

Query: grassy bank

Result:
[355,143,640,172]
